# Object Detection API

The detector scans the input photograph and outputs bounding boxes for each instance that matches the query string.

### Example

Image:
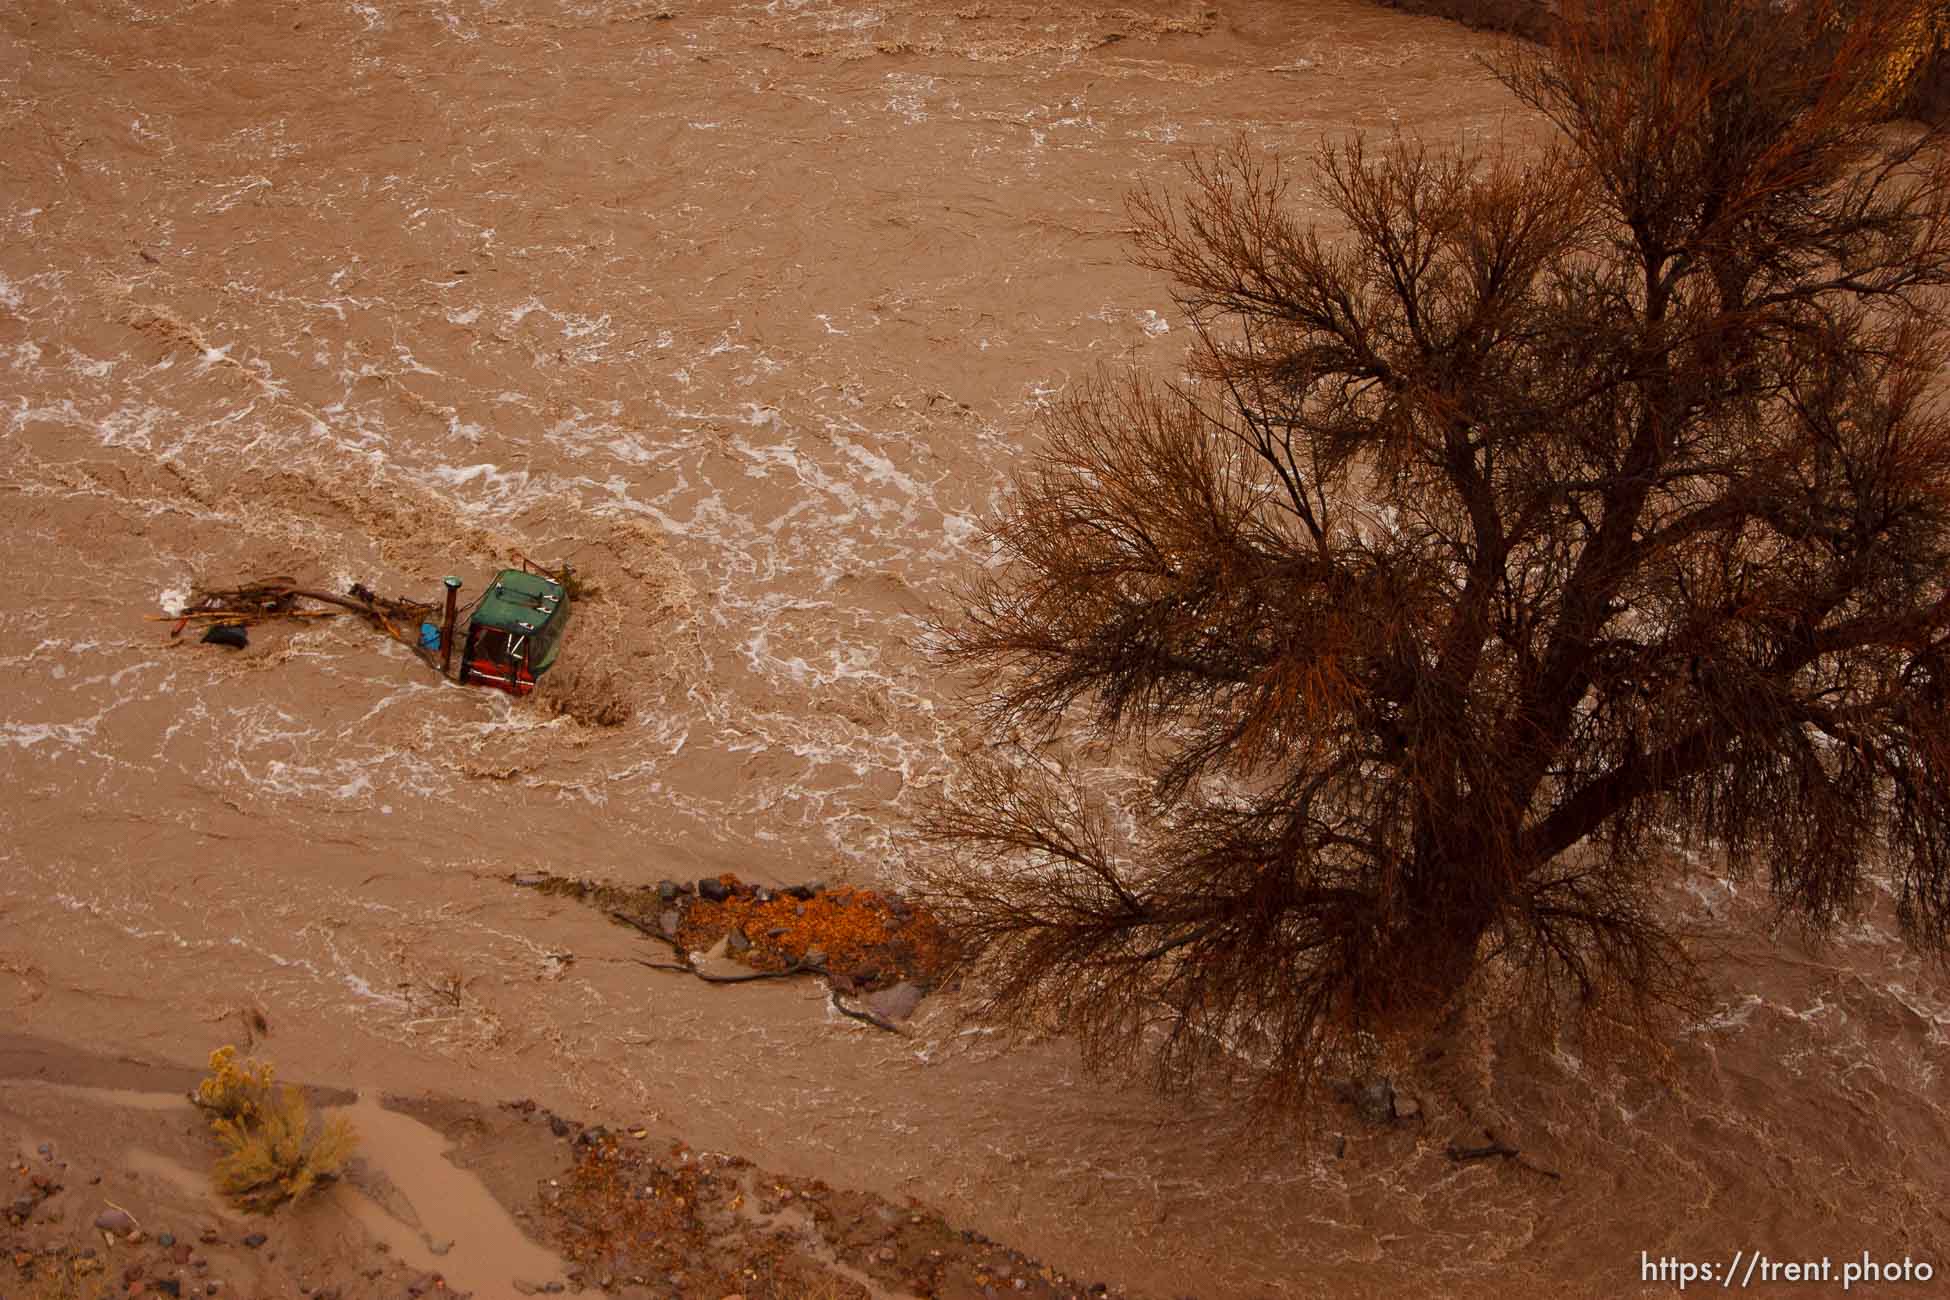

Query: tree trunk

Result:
[1355,861,1500,1031]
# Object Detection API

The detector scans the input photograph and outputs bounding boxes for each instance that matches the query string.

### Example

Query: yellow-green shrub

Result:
[194,1046,357,1212]
[193,1045,273,1123]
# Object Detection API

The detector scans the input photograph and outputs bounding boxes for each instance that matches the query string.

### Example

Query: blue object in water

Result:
[419,621,441,652]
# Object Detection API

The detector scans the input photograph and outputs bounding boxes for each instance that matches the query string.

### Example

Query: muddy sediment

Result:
[1,1035,1140,1300]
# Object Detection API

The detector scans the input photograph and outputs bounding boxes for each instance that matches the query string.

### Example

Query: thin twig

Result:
[607,909,689,955]
[146,610,340,621]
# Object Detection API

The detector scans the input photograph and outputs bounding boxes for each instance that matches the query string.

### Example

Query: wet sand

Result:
[0,1033,1137,1300]
[3,1,1949,1296]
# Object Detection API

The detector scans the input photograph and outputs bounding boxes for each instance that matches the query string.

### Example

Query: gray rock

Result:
[656,880,678,902]
[783,884,815,901]
[512,873,547,888]
[93,1208,137,1235]
[241,1232,267,1249]
[1353,1078,1395,1126]
[658,909,681,938]
[862,981,926,1022]
[726,927,752,955]
[697,878,730,902]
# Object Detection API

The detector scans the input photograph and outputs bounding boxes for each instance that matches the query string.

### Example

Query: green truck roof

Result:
[471,569,567,636]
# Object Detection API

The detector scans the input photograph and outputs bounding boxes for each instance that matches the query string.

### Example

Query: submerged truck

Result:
[454,566,571,696]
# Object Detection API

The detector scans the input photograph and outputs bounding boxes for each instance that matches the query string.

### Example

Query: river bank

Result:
[0,1034,1140,1300]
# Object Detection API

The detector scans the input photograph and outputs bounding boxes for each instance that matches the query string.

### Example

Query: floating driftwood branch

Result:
[1446,1130,1562,1181]
[631,956,812,985]
[628,956,907,1036]
[164,577,439,649]
[827,987,904,1035]
[146,609,341,622]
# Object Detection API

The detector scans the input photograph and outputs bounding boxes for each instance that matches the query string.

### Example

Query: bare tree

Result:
[915,0,1950,1109]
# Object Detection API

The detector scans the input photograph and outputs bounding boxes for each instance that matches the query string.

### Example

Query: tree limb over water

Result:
[915,0,1950,1113]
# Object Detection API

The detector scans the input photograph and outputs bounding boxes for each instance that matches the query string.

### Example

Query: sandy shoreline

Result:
[1,1032,1148,1300]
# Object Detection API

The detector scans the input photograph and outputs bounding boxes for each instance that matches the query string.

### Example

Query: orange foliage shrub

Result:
[677,876,957,987]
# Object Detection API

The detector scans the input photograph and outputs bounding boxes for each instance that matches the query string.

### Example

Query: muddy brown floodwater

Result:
[2,1,1948,1297]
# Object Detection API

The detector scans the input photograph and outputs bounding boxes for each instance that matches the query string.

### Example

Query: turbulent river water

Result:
[4,1,1949,1296]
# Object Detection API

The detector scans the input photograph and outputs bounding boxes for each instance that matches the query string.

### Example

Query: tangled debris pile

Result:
[512,873,957,1026]
[156,577,439,653]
